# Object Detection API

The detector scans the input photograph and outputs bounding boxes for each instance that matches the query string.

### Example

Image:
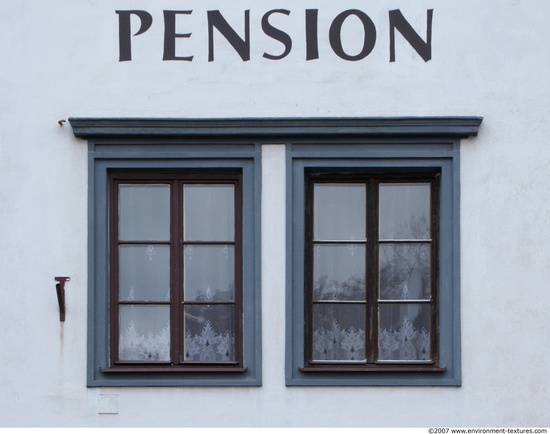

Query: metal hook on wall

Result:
[54,277,70,322]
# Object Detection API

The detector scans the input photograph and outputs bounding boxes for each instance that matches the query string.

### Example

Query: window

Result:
[284,117,482,386]
[70,116,481,386]
[109,172,244,371]
[303,172,441,370]
[70,118,263,386]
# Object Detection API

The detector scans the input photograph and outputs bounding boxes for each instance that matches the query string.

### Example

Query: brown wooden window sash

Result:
[304,172,440,371]
[108,171,243,371]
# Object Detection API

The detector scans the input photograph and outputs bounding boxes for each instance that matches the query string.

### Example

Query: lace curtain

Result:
[313,315,430,362]
[119,319,235,362]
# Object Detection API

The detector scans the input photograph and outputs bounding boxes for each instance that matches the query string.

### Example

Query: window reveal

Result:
[305,174,439,369]
[110,173,243,371]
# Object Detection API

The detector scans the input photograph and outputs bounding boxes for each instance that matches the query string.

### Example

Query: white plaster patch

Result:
[97,394,119,414]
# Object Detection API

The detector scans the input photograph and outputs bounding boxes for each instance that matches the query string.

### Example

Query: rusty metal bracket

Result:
[54,277,70,322]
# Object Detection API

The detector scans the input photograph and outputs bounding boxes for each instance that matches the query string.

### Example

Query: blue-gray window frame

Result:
[70,118,264,386]
[284,119,482,386]
[70,117,481,387]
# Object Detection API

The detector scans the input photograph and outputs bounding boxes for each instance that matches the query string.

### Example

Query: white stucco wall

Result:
[1,0,549,427]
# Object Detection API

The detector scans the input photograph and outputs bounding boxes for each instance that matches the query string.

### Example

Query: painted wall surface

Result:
[1,0,549,427]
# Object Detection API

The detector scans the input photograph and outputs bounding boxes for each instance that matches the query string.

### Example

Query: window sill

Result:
[101,366,247,373]
[299,365,446,373]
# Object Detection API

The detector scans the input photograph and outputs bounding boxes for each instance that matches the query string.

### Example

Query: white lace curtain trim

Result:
[313,315,430,362]
[119,320,234,362]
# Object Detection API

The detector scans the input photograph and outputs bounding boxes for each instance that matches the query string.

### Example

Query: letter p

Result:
[116,10,153,61]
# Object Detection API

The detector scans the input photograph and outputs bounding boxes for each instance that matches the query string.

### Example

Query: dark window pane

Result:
[119,245,170,302]
[184,305,235,362]
[378,304,431,362]
[313,244,366,301]
[379,244,430,300]
[183,245,235,302]
[379,183,430,240]
[184,185,234,241]
[312,304,366,362]
[119,305,170,362]
[313,244,365,300]
[314,184,366,240]
[119,184,170,241]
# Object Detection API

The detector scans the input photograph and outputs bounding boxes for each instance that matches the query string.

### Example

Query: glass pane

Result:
[378,304,431,361]
[312,304,366,361]
[313,244,365,301]
[379,183,430,240]
[184,305,235,362]
[119,305,170,362]
[119,184,170,241]
[379,244,430,300]
[183,245,234,302]
[314,184,366,240]
[119,245,170,302]
[184,184,234,241]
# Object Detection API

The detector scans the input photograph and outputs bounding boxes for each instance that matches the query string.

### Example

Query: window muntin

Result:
[305,173,438,369]
[110,172,243,370]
